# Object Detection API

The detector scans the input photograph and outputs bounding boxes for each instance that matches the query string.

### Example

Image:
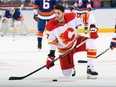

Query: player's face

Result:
[54,9,64,22]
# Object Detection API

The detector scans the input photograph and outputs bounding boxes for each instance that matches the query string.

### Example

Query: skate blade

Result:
[87,74,97,79]
[38,48,41,52]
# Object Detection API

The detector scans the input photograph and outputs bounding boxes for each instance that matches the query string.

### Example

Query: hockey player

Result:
[45,5,98,79]
[110,37,116,50]
[110,20,116,50]
[76,0,92,12]
[1,7,27,36]
[72,0,93,34]
[33,0,58,50]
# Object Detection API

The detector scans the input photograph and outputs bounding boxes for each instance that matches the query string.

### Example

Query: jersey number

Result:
[43,0,50,9]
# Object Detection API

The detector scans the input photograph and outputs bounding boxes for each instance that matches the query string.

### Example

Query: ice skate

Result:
[71,68,76,77]
[87,66,98,79]
[38,41,42,50]
[62,68,76,77]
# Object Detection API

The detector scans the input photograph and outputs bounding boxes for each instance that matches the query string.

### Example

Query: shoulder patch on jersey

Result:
[64,12,76,23]
[46,12,76,31]
[46,18,60,31]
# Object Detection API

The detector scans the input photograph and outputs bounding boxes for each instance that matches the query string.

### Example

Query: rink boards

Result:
[0,8,116,33]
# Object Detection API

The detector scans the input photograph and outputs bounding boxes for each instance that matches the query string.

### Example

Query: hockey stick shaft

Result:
[9,39,87,80]
[78,47,111,63]
[0,15,2,21]
[21,21,28,34]
[96,47,110,58]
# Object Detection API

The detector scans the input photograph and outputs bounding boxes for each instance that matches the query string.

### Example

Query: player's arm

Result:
[89,24,99,39]
[46,50,56,69]
[33,0,39,21]
[69,1,78,11]
[110,37,116,50]
[110,21,116,50]
[2,10,11,23]
[45,28,58,69]
[110,24,116,50]
[15,9,23,21]
[45,32,57,69]
[3,10,11,18]
[86,0,92,11]
[33,0,39,15]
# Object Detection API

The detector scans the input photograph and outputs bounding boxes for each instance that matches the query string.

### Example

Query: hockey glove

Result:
[89,24,98,39]
[46,50,55,69]
[110,38,116,50]
[46,56,55,69]
[87,4,92,11]
[70,6,75,11]
[84,26,88,34]
[33,14,38,22]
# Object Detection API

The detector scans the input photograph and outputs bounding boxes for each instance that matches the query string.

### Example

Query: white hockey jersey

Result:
[46,12,82,53]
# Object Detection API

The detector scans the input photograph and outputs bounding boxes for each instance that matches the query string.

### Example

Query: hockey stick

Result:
[20,21,28,35]
[78,47,111,63]
[9,39,87,80]
[0,15,2,21]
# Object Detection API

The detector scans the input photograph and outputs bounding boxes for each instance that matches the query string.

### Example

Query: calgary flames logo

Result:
[60,28,75,44]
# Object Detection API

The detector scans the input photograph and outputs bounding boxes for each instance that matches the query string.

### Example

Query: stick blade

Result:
[78,60,87,63]
[9,76,25,80]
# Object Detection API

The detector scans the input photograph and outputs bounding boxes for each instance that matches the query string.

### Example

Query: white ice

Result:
[0,33,116,87]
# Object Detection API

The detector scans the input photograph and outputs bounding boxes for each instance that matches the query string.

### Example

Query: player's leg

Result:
[84,14,98,78]
[82,13,90,34]
[59,51,76,77]
[59,35,88,77]
[12,20,20,33]
[37,18,46,49]
[86,39,98,79]
[0,18,9,36]
[75,35,98,79]
[86,22,98,79]
[10,18,15,27]
[15,21,28,35]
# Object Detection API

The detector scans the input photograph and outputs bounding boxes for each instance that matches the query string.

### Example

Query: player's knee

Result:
[62,68,76,77]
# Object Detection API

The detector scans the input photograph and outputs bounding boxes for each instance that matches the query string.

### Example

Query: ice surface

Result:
[0,33,116,87]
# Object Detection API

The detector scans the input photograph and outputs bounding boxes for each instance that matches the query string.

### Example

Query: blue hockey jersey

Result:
[77,0,91,11]
[4,8,22,21]
[33,0,57,20]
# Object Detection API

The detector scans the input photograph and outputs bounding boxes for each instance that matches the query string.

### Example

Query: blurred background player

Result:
[71,0,98,63]
[110,19,116,50]
[0,6,28,36]
[72,0,93,34]
[45,5,98,79]
[33,0,58,50]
